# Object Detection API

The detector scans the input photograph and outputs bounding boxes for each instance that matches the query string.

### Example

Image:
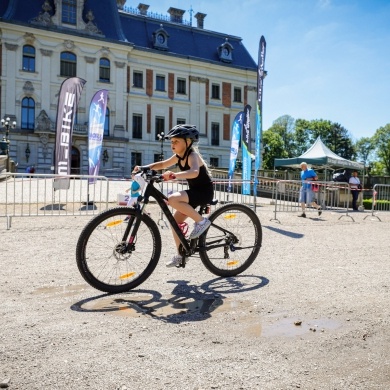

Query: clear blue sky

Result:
[125,0,390,140]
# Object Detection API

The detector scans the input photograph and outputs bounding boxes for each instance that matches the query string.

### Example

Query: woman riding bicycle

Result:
[134,124,214,267]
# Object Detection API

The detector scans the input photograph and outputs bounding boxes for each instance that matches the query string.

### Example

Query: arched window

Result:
[23,45,35,72]
[99,58,110,83]
[104,107,110,137]
[60,51,77,77]
[62,0,77,25]
[21,97,35,130]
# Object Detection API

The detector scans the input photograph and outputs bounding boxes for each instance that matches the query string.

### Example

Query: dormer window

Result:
[153,25,169,51]
[218,39,233,63]
[49,0,87,31]
[62,0,77,25]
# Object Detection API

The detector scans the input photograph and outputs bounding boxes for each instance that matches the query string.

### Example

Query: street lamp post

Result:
[157,131,165,161]
[1,117,17,172]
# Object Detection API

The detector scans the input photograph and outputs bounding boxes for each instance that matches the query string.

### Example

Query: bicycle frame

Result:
[123,176,193,255]
[122,171,239,260]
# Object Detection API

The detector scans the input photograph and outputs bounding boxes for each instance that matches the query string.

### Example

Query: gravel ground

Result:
[1,205,389,390]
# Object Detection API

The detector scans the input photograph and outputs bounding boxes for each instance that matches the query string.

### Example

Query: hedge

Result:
[362,199,390,211]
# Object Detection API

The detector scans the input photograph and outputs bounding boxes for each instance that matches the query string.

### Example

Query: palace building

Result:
[0,0,257,176]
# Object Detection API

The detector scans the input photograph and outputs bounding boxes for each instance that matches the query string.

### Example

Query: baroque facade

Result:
[0,0,257,176]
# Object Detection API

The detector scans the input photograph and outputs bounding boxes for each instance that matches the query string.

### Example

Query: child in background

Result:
[125,171,141,208]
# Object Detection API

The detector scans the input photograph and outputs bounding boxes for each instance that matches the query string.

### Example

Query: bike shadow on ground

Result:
[70,275,269,324]
[40,203,66,210]
[263,225,305,238]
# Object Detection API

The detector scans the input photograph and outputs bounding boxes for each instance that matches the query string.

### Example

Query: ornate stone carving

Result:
[39,132,50,159]
[189,76,208,83]
[64,40,75,50]
[114,61,126,68]
[40,49,53,57]
[101,47,111,56]
[5,43,18,51]
[85,56,96,64]
[35,110,53,133]
[40,132,49,145]
[117,0,126,10]
[23,81,35,96]
[84,10,103,35]
[24,33,35,45]
[31,0,53,26]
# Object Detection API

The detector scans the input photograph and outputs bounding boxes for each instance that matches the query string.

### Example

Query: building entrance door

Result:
[71,146,80,174]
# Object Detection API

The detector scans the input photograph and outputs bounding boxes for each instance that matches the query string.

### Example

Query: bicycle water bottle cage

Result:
[178,222,189,237]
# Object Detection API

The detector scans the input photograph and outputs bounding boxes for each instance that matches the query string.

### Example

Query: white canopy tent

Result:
[274,136,364,171]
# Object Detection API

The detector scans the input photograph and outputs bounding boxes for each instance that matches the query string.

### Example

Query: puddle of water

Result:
[262,317,341,337]
[65,290,342,338]
[212,298,251,313]
[245,323,262,338]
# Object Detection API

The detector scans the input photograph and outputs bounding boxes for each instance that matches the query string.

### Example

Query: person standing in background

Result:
[349,170,361,211]
[125,170,141,208]
[298,162,322,218]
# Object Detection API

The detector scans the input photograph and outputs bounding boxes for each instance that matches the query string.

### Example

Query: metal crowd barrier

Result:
[8,172,379,229]
[157,177,256,210]
[271,180,352,222]
[364,184,390,222]
[0,172,110,229]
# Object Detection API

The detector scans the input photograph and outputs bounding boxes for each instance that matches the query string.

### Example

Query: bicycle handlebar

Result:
[137,168,164,183]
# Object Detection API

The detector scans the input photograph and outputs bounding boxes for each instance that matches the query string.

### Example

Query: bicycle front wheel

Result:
[199,203,262,277]
[76,207,161,293]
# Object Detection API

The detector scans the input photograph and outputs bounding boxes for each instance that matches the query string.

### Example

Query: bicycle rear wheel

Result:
[76,207,161,293]
[199,203,262,277]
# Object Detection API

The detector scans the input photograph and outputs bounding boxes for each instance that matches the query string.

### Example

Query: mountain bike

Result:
[76,168,262,293]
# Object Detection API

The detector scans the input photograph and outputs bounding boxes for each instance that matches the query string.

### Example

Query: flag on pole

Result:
[88,89,109,184]
[53,77,86,190]
[254,35,266,197]
[241,104,252,195]
[227,111,244,192]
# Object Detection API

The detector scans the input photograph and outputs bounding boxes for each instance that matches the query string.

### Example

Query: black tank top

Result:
[176,150,212,189]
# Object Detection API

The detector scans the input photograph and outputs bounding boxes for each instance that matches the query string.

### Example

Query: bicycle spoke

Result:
[199,203,262,277]
[76,207,161,293]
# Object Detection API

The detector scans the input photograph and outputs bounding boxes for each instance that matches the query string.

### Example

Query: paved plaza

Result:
[1,190,389,389]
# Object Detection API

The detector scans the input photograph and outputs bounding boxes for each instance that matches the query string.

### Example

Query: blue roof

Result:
[1,0,41,20]
[1,0,257,70]
[119,13,256,69]
[0,0,9,17]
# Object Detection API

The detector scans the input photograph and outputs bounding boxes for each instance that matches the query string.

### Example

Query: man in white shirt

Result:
[349,170,361,211]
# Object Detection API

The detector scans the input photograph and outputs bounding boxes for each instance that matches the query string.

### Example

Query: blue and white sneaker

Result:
[166,255,187,268]
[189,218,211,239]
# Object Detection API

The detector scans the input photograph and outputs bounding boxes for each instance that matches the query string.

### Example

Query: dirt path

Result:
[1,208,389,389]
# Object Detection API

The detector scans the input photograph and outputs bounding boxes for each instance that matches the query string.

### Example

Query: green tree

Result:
[369,161,386,176]
[262,129,288,169]
[355,137,375,167]
[265,115,296,157]
[293,119,312,155]
[294,119,355,159]
[372,124,390,174]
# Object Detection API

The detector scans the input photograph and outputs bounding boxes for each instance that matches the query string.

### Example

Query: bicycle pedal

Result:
[176,258,187,268]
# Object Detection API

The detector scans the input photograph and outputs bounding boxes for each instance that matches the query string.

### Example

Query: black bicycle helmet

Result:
[164,124,199,141]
